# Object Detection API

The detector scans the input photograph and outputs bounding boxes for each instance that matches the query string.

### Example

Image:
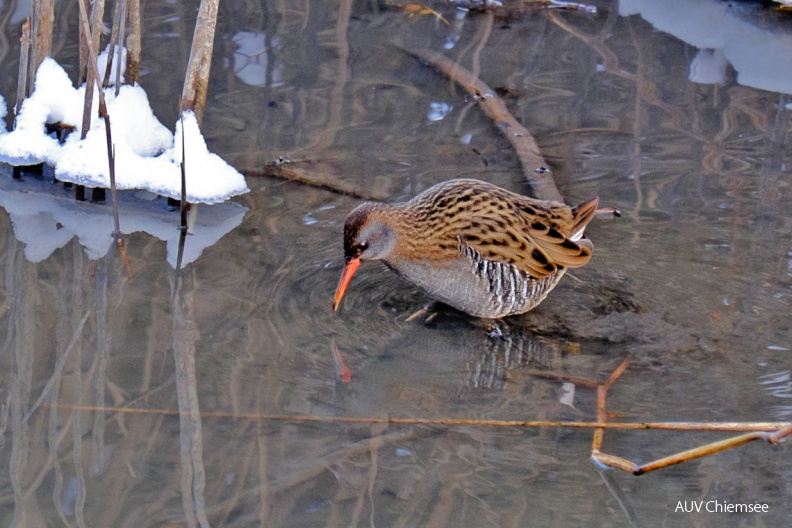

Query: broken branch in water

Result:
[398,45,564,202]
[589,356,792,475]
[243,164,388,202]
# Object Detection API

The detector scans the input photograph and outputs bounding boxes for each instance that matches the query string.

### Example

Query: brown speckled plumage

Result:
[334,179,601,318]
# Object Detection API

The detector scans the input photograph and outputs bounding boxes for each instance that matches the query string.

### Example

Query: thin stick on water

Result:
[15,400,792,433]
[242,165,388,202]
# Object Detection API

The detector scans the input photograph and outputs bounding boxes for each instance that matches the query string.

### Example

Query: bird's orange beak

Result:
[333,257,361,311]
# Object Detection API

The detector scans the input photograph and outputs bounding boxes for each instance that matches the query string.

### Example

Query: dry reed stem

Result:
[180,115,188,230]
[29,0,54,91]
[399,46,564,203]
[80,0,105,138]
[77,0,127,258]
[126,0,141,84]
[78,0,132,274]
[180,0,219,122]
[15,400,791,433]
[102,0,123,87]
[589,356,792,475]
[78,0,88,83]
[15,19,31,126]
[114,0,126,96]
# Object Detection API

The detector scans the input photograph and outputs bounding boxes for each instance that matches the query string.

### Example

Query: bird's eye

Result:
[346,242,368,261]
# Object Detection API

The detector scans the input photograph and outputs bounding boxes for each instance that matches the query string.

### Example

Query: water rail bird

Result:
[333,179,613,318]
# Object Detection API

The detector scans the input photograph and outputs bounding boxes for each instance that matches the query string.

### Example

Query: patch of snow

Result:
[97,45,127,86]
[0,57,249,204]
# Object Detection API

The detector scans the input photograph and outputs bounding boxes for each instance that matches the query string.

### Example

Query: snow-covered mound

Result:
[0,57,249,204]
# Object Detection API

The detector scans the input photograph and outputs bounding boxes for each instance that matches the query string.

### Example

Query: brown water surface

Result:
[0,1,790,526]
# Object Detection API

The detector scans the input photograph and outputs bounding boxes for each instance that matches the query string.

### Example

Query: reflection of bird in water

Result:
[334,179,616,318]
[465,323,584,390]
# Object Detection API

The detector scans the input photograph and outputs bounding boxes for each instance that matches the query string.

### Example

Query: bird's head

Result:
[333,203,397,311]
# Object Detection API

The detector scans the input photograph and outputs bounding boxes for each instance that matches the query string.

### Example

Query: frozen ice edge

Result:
[0,57,249,205]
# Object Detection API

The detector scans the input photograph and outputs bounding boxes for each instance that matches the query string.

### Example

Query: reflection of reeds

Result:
[170,3,221,524]
[6,234,35,527]
[171,268,210,528]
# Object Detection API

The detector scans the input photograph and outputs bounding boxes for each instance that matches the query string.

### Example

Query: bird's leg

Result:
[486,322,505,339]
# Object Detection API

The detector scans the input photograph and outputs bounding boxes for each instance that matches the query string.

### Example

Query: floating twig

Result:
[243,165,388,202]
[13,400,790,434]
[18,353,792,476]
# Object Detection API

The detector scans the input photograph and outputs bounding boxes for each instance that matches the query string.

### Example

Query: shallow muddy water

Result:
[0,0,791,526]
